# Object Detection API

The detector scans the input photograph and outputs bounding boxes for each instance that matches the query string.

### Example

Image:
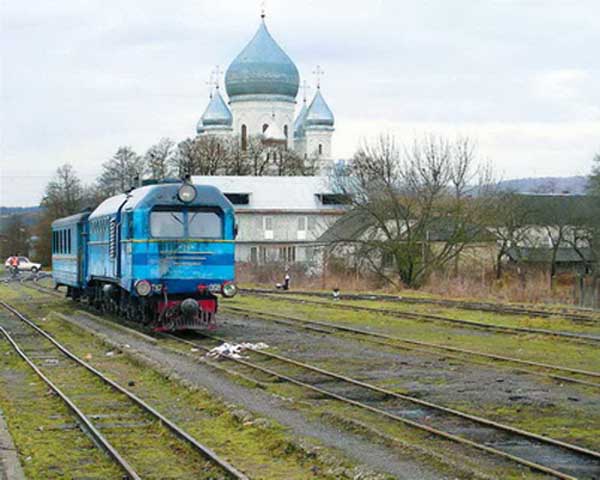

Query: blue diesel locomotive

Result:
[51,179,237,331]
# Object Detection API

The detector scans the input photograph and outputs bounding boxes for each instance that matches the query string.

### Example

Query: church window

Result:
[262,124,269,133]
[241,125,247,151]
[318,144,323,155]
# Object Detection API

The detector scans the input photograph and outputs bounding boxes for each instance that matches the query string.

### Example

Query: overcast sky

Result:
[1,0,599,206]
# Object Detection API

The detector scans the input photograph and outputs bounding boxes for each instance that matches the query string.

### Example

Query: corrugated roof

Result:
[192,176,343,211]
[507,247,594,264]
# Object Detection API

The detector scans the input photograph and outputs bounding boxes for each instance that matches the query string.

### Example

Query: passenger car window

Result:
[188,212,222,238]
[150,212,184,237]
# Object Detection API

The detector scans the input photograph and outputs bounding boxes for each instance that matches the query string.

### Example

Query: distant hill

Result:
[498,176,589,195]
[0,206,43,232]
[0,206,42,216]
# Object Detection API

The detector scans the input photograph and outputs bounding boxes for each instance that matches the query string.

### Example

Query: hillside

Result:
[498,176,588,194]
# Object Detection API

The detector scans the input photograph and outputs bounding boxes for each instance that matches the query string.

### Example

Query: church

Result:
[195,13,336,172]
[191,13,345,267]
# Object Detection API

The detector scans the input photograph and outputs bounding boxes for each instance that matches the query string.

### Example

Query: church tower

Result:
[294,68,335,172]
[224,14,299,151]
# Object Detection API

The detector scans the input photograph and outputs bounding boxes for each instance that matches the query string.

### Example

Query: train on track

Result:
[51,178,238,331]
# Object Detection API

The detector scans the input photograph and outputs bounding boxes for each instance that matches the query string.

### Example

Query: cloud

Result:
[1,0,599,206]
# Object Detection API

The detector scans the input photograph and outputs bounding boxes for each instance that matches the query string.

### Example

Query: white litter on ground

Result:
[207,342,269,360]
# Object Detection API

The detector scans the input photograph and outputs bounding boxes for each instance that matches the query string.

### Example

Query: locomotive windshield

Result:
[150,208,223,239]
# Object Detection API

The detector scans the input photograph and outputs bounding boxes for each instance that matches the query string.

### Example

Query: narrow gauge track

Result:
[248,292,600,345]
[164,331,600,480]
[0,301,248,480]
[20,282,600,387]
[243,288,600,324]
[222,305,600,389]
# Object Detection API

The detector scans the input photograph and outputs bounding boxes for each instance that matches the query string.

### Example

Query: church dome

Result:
[293,100,308,138]
[225,19,300,100]
[201,89,233,128]
[305,89,334,128]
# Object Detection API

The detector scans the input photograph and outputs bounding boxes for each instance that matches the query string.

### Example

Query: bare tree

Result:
[329,134,492,288]
[173,136,229,176]
[41,164,85,218]
[246,135,271,176]
[98,147,145,195]
[36,164,86,265]
[486,192,534,279]
[145,138,175,180]
[223,138,252,176]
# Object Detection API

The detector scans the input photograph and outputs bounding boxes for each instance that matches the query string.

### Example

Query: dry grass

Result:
[237,262,580,306]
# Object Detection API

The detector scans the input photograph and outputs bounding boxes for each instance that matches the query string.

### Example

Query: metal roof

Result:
[201,89,233,127]
[305,89,334,128]
[192,176,344,211]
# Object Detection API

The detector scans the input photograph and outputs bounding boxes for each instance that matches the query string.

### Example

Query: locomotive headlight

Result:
[178,184,197,203]
[135,280,152,297]
[222,282,238,298]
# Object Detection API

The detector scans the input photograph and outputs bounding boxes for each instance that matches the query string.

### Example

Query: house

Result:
[192,176,347,265]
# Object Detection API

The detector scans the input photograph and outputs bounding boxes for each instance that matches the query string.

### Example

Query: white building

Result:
[192,176,346,265]
[196,13,335,172]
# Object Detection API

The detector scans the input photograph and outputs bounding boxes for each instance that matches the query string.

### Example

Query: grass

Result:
[277,293,600,336]
[0,336,123,479]
[0,296,377,480]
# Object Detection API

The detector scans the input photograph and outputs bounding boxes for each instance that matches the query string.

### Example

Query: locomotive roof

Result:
[89,183,233,220]
[51,211,90,228]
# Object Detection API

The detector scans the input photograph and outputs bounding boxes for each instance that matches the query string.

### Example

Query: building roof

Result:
[225,19,300,100]
[318,210,494,244]
[507,247,594,264]
[192,176,345,211]
[200,89,233,128]
[305,89,335,128]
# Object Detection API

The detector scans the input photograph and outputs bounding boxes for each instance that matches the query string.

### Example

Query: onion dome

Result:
[293,100,308,138]
[305,89,335,128]
[201,88,233,128]
[225,19,300,101]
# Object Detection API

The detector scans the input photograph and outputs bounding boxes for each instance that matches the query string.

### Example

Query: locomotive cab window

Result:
[188,211,222,238]
[150,208,223,239]
[150,211,185,238]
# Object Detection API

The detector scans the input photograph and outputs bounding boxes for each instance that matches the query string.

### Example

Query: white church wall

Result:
[230,100,295,149]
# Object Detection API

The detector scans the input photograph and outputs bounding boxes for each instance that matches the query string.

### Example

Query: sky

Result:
[1,0,599,206]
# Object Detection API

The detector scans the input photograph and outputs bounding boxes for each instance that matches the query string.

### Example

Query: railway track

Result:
[247,291,600,345]
[14,283,600,478]
[0,301,248,480]
[243,288,600,324]
[221,305,600,389]
[164,330,600,480]
[20,281,600,387]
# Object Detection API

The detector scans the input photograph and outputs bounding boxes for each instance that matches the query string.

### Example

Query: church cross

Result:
[301,80,311,102]
[313,65,325,89]
[212,65,223,89]
[261,0,267,19]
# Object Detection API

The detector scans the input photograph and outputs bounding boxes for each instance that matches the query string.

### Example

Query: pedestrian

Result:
[283,271,290,291]
[9,254,20,278]
[276,269,291,291]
